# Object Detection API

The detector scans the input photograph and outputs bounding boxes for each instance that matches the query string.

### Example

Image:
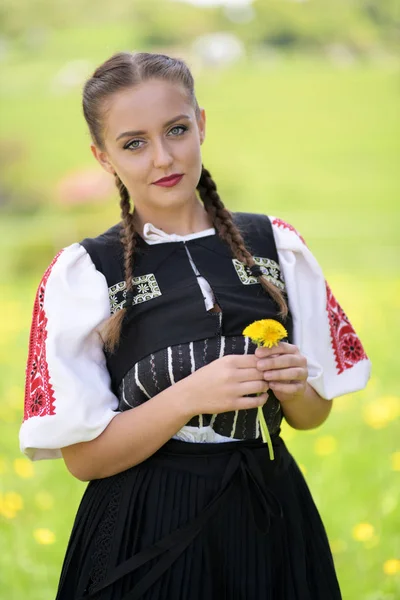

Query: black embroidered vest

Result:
[80,212,294,439]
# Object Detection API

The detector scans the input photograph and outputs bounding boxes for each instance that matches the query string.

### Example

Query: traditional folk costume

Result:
[20,212,371,599]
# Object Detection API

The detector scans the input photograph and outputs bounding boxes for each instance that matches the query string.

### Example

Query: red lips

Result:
[153,173,183,184]
[152,174,184,187]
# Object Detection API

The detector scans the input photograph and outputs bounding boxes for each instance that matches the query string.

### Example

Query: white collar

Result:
[142,222,216,245]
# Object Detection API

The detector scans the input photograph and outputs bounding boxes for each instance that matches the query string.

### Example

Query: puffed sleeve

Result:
[19,243,121,461]
[270,216,371,400]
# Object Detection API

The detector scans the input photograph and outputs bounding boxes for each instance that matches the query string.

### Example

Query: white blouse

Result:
[19,217,371,460]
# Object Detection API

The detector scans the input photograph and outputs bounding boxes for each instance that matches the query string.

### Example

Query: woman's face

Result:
[91,79,206,220]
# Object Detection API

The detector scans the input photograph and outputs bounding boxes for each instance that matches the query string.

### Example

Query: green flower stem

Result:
[257,401,274,461]
[256,340,275,460]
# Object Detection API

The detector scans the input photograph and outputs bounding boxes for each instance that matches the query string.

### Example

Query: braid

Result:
[197,166,288,320]
[101,175,137,353]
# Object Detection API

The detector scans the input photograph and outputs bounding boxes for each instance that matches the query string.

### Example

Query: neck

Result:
[133,199,214,236]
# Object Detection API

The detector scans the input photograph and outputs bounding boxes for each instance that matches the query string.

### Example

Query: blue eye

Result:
[124,125,188,151]
[168,125,188,136]
[125,139,144,151]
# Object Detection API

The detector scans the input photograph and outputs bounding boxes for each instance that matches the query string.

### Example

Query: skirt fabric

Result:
[55,435,342,600]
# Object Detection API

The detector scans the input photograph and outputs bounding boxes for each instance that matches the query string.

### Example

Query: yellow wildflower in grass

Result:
[242,318,288,460]
[13,458,35,479]
[363,396,400,429]
[352,523,375,542]
[314,435,337,456]
[33,528,56,545]
[383,559,400,575]
[0,491,24,519]
[35,491,54,511]
[299,464,307,475]
[391,452,400,471]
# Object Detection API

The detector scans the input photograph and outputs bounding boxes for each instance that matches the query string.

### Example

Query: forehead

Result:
[104,79,193,138]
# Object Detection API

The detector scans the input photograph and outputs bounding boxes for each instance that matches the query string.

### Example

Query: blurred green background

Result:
[0,1,399,598]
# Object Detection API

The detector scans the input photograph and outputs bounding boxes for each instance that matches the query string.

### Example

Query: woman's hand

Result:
[255,342,308,404]
[183,354,270,418]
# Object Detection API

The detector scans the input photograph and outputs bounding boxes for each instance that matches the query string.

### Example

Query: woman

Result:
[20,51,371,599]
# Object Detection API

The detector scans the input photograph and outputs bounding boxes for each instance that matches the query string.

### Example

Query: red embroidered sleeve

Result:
[272,217,368,374]
[23,251,64,421]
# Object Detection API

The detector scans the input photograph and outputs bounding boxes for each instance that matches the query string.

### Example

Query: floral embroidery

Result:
[272,217,368,374]
[232,257,285,290]
[325,282,368,374]
[24,251,63,421]
[108,274,161,314]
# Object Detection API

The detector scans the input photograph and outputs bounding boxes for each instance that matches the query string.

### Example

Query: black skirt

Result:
[55,435,342,600]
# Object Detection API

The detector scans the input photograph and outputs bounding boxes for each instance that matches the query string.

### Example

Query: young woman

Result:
[20,51,371,599]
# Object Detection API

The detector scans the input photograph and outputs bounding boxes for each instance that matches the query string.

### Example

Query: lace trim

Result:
[87,476,125,592]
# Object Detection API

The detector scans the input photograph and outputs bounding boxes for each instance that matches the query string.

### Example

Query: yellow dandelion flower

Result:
[0,492,24,519]
[33,528,56,545]
[13,458,35,479]
[363,396,400,429]
[391,452,400,472]
[240,318,287,461]
[352,523,375,542]
[383,559,400,575]
[35,491,54,511]
[314,435,337,456]
[243,319,287,348]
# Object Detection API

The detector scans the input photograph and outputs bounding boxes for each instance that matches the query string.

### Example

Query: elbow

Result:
[61,443,101,482]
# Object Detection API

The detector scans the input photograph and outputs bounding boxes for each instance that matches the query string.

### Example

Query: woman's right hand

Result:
[182,354,270,417]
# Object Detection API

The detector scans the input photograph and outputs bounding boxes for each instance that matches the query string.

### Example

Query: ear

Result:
[198,108,206,145]
[90,144,116,175]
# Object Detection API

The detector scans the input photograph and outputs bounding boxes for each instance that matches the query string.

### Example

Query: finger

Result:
[255,342,297,358]
[262,367,306,382]
[235,392,269,411]
[257,354,305,371]
[237,367,265,382]
[269,381,304,394]
[238,380,270,396]
[226,354,258,369]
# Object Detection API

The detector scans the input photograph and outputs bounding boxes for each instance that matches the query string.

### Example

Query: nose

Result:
[152,139,173,169]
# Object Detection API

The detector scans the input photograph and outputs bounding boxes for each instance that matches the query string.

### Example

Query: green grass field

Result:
[0,25,399,599]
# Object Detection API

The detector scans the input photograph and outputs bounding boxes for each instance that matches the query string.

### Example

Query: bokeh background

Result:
[1,0,399,598]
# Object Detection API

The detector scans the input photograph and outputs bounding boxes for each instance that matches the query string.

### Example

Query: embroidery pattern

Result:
[325,282,368,374]
[108,274,161,314]
[232,257,285,290]
[271,217,307,246]
[24,251,63,421]
[272,216,368,373]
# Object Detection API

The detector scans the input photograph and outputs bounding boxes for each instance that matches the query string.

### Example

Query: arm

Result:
[62,353,270,481]
[61,376,194,481]
[279,382,332,430]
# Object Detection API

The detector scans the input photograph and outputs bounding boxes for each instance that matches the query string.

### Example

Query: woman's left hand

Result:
[255,342,308,403]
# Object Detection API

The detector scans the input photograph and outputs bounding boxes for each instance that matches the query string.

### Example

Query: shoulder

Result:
[79,222,124,272]
[232,211,307,250]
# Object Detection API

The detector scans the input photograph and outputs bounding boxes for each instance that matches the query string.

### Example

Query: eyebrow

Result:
[115,114,191,141]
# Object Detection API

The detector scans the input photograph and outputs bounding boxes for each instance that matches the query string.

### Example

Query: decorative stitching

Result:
[272,217,369,374]
[325,282,368,374]
[108,274,161,314]
[270,217,307,245]
[232,257,285,290]
[24,251,64,421]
